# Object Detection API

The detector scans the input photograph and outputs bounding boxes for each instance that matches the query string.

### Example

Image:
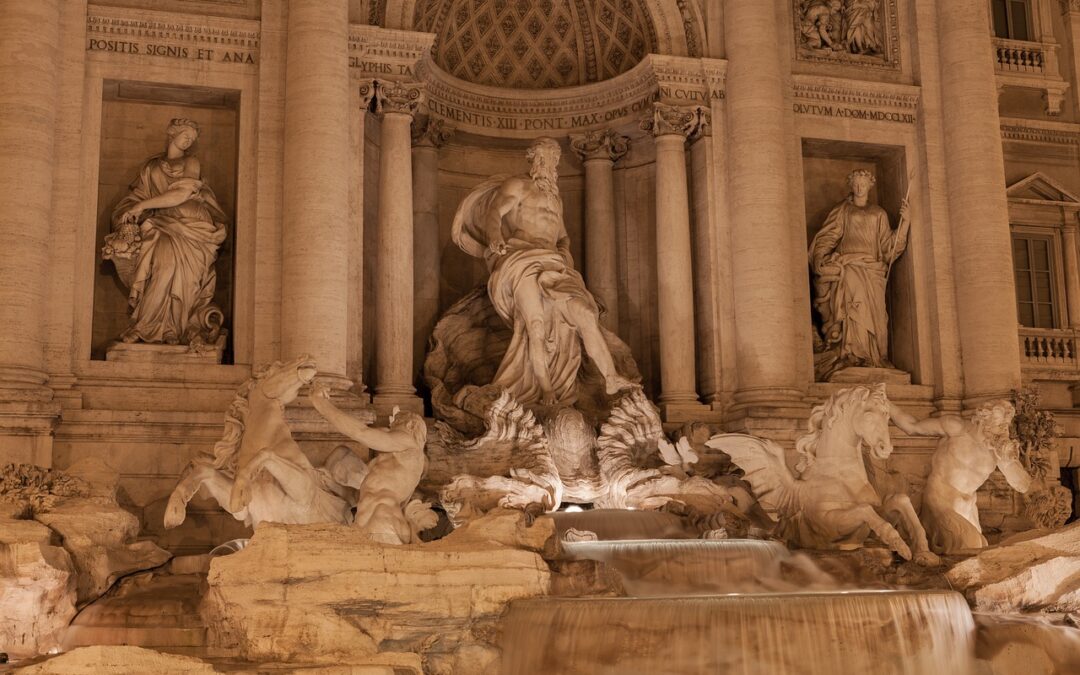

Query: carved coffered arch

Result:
[375,0,703,85]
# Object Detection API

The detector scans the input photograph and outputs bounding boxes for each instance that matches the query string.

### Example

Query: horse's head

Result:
[252,354,318,405]
[796,383,892,472]
[847,383,893,460]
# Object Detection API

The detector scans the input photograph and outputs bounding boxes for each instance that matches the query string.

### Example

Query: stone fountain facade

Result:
[4,0,1080,672]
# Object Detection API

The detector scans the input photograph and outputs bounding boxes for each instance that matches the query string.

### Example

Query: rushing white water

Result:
[500,591,977,675]
[561,538,790,595]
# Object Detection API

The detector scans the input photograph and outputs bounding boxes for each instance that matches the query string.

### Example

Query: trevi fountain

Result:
[3,1,1080,674]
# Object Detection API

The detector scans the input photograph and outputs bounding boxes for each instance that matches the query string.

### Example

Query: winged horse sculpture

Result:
[707,384,938,565]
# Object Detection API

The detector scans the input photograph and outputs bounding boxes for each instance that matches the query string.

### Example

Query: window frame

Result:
[992,0,1034,41]
[1010,224,1067,329]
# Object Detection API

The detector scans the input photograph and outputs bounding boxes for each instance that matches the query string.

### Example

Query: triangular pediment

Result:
[1007,172,1080,205]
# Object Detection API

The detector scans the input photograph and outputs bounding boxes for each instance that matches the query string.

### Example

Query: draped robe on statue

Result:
[451,176,600,406]
[809,199,903,376]
[110,156,228,344]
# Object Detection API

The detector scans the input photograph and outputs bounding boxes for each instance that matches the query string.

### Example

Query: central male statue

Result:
[451,137,634,406]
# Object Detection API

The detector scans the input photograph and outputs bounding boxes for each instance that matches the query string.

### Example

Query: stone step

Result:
[63,624,207,649]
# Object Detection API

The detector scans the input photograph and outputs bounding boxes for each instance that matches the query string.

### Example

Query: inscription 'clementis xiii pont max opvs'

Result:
[4,0,1080,672]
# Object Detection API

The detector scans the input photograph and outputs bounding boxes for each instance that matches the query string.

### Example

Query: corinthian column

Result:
[724,0,802,406]
[936,0,1021,403]
[646,104,702,411]
[412,117,453,380]
[570,129,629,333]
[281,0,351,386]
[372,80,423,413]
[0,0,61,462]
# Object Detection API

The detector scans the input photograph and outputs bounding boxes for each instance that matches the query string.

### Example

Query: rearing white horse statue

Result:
[707,384,937,565]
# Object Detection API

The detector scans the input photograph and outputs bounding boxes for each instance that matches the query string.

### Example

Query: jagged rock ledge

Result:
[202,509,553,674]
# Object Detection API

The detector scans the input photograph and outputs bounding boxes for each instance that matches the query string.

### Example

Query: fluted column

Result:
[281,0,351,386]
[724,0,802,406]
[646,104,702,409]
[1063,221,1080,328]
[0,0,60,400]
[412,116,453,380]
[372,80,423,413]
[937,0,1021,403]
[570,129,629,333]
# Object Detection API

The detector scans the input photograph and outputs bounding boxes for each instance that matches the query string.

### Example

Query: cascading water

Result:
[500,591,976,675]
[501,511,978,675]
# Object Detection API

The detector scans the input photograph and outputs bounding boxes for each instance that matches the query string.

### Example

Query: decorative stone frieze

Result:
[348,24,434,80]
[793,0,900,70]
[569,129,630,164]
[411,116,455,148]
[792,74,920,124]
[1000,117,1080,146]
[85,5,259,66]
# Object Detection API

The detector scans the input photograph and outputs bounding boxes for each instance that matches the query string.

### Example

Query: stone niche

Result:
[801,138,916,381]
[92,80,240,362]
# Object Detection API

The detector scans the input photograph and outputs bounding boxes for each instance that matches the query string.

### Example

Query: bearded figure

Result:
[449,137,634,407]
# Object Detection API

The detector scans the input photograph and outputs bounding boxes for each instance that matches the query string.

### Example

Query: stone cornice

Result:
[416,53,726,138]
[348,24,434,80]
[792,74,920,124]
[85,5,259,67]
[1000,117,1080,145]
[569,129,631,163]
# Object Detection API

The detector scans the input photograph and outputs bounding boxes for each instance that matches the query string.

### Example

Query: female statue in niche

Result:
[809,169,910,380]
[102,118,228,349]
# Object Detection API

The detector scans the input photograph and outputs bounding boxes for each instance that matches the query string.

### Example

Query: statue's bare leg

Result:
[513,279,558,404]
[165,462,235,528]
[565,299,635,395]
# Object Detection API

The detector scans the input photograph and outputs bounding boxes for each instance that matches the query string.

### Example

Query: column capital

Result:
[569,129,630,164]
[689,108,712,141]
[412,116,455,148]
[641,103,705,139]
[1063,1,1080,16]
[361,79,423,117]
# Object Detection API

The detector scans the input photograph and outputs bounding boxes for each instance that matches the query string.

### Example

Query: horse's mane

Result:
[794,385,888,475]
[210,361,280,475]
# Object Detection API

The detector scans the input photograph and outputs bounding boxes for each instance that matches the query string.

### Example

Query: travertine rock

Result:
[0,518,76,659]
[35,498,170,604]
[947,522,1080,612]
[975,613,1080,675]
[14,645,216,674]
[202,511,552,670]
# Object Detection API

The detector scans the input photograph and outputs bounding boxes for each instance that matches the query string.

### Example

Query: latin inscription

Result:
[793,102,915,124]
[427,93,656,132]
[349,58,414,76]
[87,38,256,64]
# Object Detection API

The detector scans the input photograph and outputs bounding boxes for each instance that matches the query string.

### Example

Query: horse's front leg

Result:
[828,503,912,561]
[882,493,940,566]
[250,442,321,508]
[165,461,229,528]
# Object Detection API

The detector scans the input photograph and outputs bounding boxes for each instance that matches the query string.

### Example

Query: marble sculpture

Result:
[102,118,228,350]
[798,0,883,55]
[809,169,910,380]
[310,382,436,544]
[450,136,636,407]
[889,399,1034,554]
[707,384,939,565]
[164,355,364,528]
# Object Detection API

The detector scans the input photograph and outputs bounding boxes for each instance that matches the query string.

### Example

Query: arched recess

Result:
[382,0,703,60]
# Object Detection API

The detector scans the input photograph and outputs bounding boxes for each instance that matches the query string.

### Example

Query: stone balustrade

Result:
[1019,327,1079,370]
[993,38,1047,74]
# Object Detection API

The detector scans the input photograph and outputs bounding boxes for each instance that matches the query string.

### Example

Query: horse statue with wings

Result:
[707,384,938,565]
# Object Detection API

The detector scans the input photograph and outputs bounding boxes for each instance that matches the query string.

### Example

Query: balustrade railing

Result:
[993,38,1046,74]
[1020,327,1078,370]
